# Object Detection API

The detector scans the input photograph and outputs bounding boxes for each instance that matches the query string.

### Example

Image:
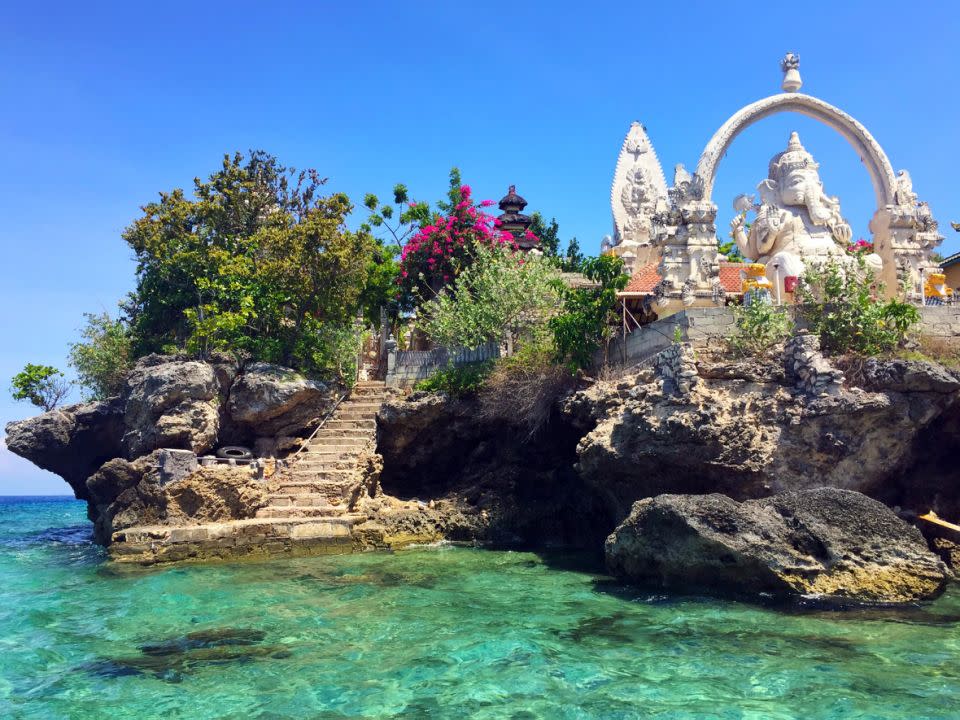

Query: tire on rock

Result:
[215,446,254,461]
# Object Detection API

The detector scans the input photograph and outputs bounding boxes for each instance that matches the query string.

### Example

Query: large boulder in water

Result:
[605,488,948,604]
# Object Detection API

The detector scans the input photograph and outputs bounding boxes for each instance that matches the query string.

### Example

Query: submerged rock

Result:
[605,488,948,604]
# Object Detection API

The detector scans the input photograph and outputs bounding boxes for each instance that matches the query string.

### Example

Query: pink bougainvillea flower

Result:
[479,199,494,207]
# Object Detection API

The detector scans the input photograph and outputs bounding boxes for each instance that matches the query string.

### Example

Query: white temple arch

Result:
[693,93,899,212]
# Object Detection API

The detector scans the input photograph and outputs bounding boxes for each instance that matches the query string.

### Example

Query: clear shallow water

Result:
[3,497,960,719]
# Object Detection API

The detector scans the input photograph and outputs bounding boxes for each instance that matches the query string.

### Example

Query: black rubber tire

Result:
[215,445,254,460]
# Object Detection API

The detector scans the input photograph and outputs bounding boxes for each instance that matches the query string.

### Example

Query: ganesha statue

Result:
[730,132,875,286]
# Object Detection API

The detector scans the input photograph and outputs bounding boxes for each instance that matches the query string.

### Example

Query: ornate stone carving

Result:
[730,132,855,282]
[609,122,669,272]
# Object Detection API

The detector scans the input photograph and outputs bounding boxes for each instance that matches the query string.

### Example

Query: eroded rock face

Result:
[85,452,268,544]
[569,354,960,524]
[228,362,333,437]
[122,356,221,457]
[605,488,948,603]
[4,400,124,499]
[5,353,337,544]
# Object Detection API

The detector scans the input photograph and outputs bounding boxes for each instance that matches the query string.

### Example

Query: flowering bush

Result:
[397,184,524,306]
[846,238,875,256]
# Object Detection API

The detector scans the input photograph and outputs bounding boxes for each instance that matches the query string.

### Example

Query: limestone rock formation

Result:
[5,353,339,544]
[569,353,960,524]
[122,356,221,457]
[4,400,124,499]
[228,362,332,437]
[605,488,948,603]
[85,451,268,544]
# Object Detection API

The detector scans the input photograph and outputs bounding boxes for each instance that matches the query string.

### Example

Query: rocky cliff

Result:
[6,354,341,543]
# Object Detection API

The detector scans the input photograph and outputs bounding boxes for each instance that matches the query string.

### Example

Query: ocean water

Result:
[2,497,960,719]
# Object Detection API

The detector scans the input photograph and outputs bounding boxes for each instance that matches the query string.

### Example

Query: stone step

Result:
[292,460,357,471]
[310,436,369,446]
[335,411,378,421]
[314,428,372,438]
[256,505,344,519]
[274,481,352,494]
[324,419,376,430]
[340,401,383,409]
[266,493,342,507]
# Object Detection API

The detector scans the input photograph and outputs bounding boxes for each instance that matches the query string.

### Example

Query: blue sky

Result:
[2,1,958,494]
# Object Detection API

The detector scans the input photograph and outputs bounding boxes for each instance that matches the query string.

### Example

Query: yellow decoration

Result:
[924,272,953,301]
[741,263,773,295]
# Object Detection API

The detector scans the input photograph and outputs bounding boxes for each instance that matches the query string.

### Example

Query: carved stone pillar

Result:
[871,202,944,298]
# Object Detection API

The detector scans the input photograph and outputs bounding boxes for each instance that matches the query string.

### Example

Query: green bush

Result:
[68,312,133,400]
[414,361,493,396]
[729,300,793,357]
[478,334,572,439]
[10,364,71,411]
[797,256,920,356]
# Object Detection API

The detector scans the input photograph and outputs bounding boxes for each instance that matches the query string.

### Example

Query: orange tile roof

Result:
[620,261,747,296]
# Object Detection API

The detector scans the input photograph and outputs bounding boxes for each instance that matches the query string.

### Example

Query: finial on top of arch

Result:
[780,52,802,93]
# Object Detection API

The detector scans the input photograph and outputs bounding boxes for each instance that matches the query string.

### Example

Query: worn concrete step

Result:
[274,481,353,494]
[324,419,376,430]
[313,428,373,438]
[310,436,369,446]
[291,460,358,471]
[266,493,343,507]
[256,505,344,519]
[339,401,383,409]
[335,412,378,422]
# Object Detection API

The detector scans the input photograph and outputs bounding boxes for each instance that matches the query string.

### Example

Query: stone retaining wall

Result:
[386,342,500,387]
[601,307,736,368]
[918,306,960,338]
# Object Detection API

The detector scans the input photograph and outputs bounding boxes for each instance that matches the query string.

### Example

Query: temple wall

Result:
[386,342,500,387]
[918,307,960,338]
[601,308,736,368]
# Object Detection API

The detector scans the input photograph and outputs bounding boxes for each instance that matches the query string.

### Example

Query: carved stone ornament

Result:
[610,122,668,248]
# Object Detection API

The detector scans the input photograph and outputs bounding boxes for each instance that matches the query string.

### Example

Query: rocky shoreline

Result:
[6,346,960,604]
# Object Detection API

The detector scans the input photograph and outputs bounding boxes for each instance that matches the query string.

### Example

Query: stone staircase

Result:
[255,380,387,520]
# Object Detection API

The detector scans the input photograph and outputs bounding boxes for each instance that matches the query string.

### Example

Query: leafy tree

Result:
[68,312,133,400]
[121,151,376,376]
[528,213,584,271]
[796,255,920,356]
[550,255,628,371]
[419,242,562,350]
[728,300,793,357]
[561,237,585,272]
[10,364,71,411]
[717,238,745,262]
[528,213,561,256]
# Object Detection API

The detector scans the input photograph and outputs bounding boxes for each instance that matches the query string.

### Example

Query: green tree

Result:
[550,255,628,371]
[10,364,71,411]
[561,237,585,272]
[528,213,561,256]
[121,151,375,376]
[68,312,133,400]
[419,242,562,350]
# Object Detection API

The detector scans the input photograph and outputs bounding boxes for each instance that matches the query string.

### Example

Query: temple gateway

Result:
[607,53,945,319]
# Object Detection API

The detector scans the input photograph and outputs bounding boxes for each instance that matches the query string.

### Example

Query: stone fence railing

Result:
[386,341,500,387]
[918,306,960,337]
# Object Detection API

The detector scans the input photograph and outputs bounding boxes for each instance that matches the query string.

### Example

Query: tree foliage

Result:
[796,255,921,356]
[121,151,378,376]
[10,364,71,411]
[418,242,562,350]
[728,300,793,357]
[68,312,133,400]
[549,255,628,371]
[529,213,584,271]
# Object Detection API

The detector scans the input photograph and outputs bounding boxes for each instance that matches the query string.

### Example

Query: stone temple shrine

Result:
[607,53,944,319]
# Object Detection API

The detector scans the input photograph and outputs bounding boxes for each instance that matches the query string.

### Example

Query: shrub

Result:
[418,242,562,350]
[796,255,920,356]
[728,300,793,357]
[68,312,133,400]
[550,255,628,371]
[414,361,493,396]
[10,364,71,411]
[478,335,572,439]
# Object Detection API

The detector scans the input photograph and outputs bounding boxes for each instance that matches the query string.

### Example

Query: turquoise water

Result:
[3,497,960,719]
